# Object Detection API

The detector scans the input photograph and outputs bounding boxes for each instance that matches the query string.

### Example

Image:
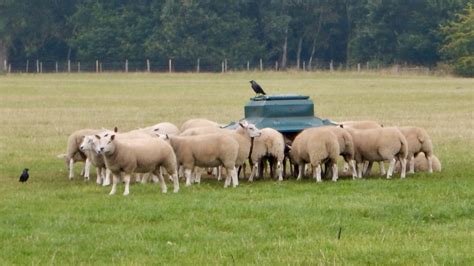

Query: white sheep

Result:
[95,134,179,196]
[180,118,220,132]
[395,152,441,173]
[79,135,111,185]
[289,127,340,182]
[139,122,181,136]
[398,126,434,173]
[163,133,240,188]
[339,121,385,175]
[321,126,358,178]
[345,127,408,179]
[248,128,285,182]
[61,128,102,181]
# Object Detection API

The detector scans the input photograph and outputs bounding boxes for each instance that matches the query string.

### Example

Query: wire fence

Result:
[1,59,431,75]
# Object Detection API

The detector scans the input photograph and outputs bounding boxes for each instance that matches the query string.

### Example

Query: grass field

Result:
[0,72,473,264]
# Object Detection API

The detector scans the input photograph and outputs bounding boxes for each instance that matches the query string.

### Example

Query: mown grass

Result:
[0,72,473,264]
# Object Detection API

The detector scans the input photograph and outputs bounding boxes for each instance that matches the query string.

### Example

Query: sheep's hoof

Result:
[185,183,191,187]
[123,192,129,196]
[173,189,179,193]
[109,192,116,196]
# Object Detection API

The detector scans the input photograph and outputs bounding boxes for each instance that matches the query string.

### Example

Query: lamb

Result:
[345,127,408,179]
[248,128,285,182]
[79,135,110,185]
[180,118,220,132]
[95,134,179,196]
[398,127,434,173]
[139,122,181,136]
[61,128,102,181]
[288,127,340,182]
[163,133,240,188]
[395,152,441,173]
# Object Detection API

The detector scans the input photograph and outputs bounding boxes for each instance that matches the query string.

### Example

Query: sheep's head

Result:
[95,134,116,155]
[239,120,261,138]
[80,135,96,152]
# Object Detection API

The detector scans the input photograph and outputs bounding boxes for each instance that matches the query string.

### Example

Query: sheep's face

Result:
[80,135,94,152]
[96,135,116,155]
[246,124,262,138]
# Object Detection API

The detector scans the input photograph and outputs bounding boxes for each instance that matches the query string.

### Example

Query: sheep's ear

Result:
[111,135,115,141]
[94,135,101,140]
[113,127,118,132]
[339,124,344,128]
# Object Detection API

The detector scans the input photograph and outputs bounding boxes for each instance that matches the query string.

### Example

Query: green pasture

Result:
[0,72,472,264]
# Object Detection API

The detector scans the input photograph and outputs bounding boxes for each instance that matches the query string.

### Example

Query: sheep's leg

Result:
[350,160,358,179]
[171,173,179,193]
[109,174,120,195]
[357,163,363,178]
[141,173,148,184]
[363,161,370,175]
[83,158,91,181]
[408,156,415,174]
[386,159,396,179]
[103,169,111,186]
[123,174,131,196]
[305,164,312,178]
[332,164,338,182]
[427,155,433,173]
[313,165,322,182]
[184,169,192,187]
[296,164,304,180]
[69,159,74,180]
[96,167,102,185]
[400,158,407,179]
[379,162,386,176]
[231,167,239,188]
[194,168,203,184]
[217,167,222,181]
[224,167,233,188]
[249,163,258,182]
[178,166,184,180]
[277,161,283,181]
[158,173,167,193]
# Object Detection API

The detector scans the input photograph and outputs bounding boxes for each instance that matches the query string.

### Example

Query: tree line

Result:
[0,0,472,76]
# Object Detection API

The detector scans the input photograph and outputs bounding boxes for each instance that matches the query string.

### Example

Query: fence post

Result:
[78,62,81,73]
[147,59,150,73]
[40,62,43,73]
[303,61,306,71]
[26,60,29,73]
[100,62,102,72]
[260,58,263,71]
[221,61,224,73]
[55,62,58,73]
[168,59,172,73]
[96,60,99,73]
[224,58,228,72]
[125,59,128,73]
[366,61,369,70]
[275,61,278,71]
[196,58,200,73]
[68,60,71,73]
[36,60,39,73]
[330,60,334,72]
[247,61,250,71]
[8,64,11,73]
[357,63,361,72]
[3,60,6,72]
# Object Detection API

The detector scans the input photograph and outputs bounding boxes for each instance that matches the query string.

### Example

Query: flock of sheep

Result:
[59,118,441,196]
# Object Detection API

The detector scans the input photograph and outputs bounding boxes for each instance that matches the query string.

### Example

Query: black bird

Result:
[19,168,29,183]
[250,80,266,96]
